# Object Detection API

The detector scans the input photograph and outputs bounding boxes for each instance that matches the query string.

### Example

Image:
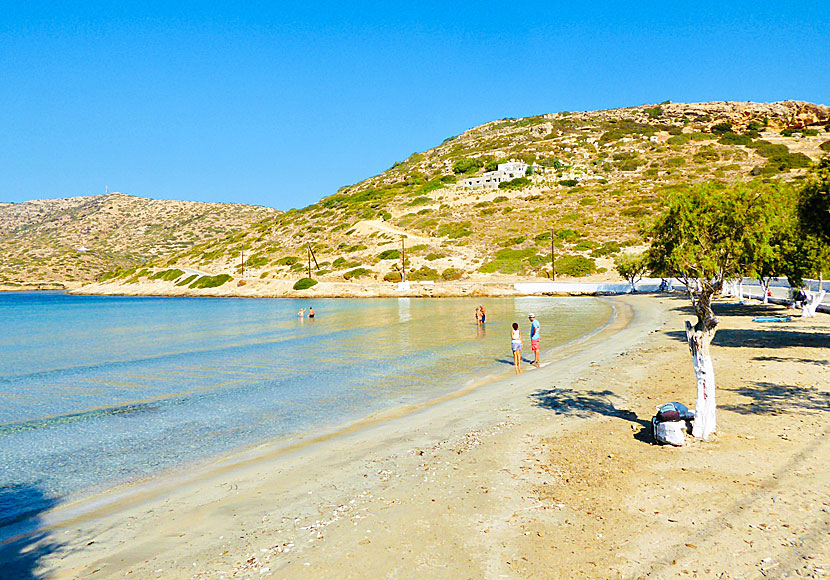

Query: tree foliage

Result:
[798,156,830,245]
[614,253,647,289]
[645,182,783,331]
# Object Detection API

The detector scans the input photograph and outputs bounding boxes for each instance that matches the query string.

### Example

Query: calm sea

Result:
[0,291,612,531]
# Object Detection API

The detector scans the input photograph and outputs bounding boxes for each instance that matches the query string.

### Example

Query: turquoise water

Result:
[0,291,611,530]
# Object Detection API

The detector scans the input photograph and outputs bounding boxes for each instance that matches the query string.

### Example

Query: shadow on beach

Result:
[0,484,61,579]
[529,386,650,430]
[720,381,830,416]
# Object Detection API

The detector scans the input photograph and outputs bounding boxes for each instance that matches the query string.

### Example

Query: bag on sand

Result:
[653,402,694,446]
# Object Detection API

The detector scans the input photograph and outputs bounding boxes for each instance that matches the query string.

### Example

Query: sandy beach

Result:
[4,294,829,579]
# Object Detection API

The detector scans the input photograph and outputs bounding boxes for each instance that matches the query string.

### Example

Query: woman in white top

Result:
[510,322,523,373]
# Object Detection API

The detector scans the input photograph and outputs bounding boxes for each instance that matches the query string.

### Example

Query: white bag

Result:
[653,418,686,446]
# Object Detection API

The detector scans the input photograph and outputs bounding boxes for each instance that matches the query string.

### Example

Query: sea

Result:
[0,291,612,533]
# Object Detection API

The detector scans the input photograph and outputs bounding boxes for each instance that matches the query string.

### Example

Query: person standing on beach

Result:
[511,322,523,373]
[529,313,541,368]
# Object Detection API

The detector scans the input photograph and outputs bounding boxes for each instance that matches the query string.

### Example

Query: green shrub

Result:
[573,240,598,251]
[534,232,552,243]
[498,235,526,247]
[441,268,463,281]
[378,249,401,260]
[245,254,269,268]
[820,141,830,152]
[440,175,457,183]
[665,156,686,167]
[492,196,508,203]
[803,128,819,137]
[275,256,299,266]
[479,248,546,274]
[591,241,621,257]
[408,266,440,281]
[616,157,644,171]
[711,122,733,134]
[176,274,198,287]
[343,268,370,280]
[453,158,485,174]
[436,222,472,238]
[425,252,446,261]
[383,271,402,283]
[693,147,720,163]
[554,255,597,277]
[407,196,431,206]
[498,176,531,190]
[644,105,663,119]
[558,179,578,187]
[150,269,185,281]
[553,228,581,242]
[579,197,597,205]
[189,274,232,289]
[718,132,753,146]
[293,278,318,290]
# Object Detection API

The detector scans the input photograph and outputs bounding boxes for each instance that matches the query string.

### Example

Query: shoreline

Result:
[5,295,830,579]
[8,296,619,545]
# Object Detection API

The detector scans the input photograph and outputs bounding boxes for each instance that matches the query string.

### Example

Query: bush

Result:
[665,156,686,167]
[558,179,578,187]
[441,268,463,281]
[711,122,733,134]
[718,132,753,146]
[591,241,621,257]
[498,176,531,190]
[616,157,644,171]
[176,274,198,287]
[820,141,830,152]
[579,197,597,205]
[436,222,472,238]
[554,255,597,277]
[453,158,485,174]
[383,271,402,283]
[245,254,269,268]
[479,248,546,274]
[293,278,318,290]
[492,196,508,203]
[275,256,299,266]
[189,274,232,289]
[408,266,440,281]
[425,252,446,261]
[693,148,720,163]
[343,268,371,280]
[378,249,401,260]
[150,269,185,281]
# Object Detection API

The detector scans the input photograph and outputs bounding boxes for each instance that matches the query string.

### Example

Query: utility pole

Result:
[551,228,555,281]
[241,245,245,278]
[306,242,319,279]
[401,235,407,282]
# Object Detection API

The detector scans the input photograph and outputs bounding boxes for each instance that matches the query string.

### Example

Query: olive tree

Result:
[645,183,782,439]
[793,157,830,312]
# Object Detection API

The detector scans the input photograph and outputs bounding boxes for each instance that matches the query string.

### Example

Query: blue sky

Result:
[1,1,827,209]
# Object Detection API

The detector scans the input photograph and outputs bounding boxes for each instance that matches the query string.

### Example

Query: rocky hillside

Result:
[8,100,830,294]
[0,193,278,288]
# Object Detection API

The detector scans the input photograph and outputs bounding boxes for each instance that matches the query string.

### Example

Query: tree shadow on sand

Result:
[720,381,830,416]
[0,484,61,579]
[529,387,655,444]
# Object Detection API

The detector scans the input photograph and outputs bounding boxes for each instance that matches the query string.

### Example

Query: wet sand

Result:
[6,295,830,579]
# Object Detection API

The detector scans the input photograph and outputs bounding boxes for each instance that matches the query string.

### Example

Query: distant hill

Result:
[5,100,829,293]
[0,193,278,288]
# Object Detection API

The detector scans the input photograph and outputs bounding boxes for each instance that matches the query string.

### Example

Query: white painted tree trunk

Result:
[761,279,770,304]
[802,288,826,317]
[686,320,717,439]
[738,279,744,301]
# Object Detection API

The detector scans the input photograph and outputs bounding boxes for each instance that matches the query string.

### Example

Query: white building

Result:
[460,161,528,189]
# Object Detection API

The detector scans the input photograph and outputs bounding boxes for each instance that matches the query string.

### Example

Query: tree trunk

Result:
[738,279,744,301]
[687,284,719,440]
[761,278,770,304]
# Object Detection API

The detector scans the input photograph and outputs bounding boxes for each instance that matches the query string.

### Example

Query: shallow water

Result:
[0,291,611,529]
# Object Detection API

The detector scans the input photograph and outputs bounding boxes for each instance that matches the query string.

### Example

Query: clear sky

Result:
[1,1,827,210]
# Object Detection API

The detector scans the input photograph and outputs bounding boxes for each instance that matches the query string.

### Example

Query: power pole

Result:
[241,245,245,278]
[401,236,407,282]
[551,228,555,281]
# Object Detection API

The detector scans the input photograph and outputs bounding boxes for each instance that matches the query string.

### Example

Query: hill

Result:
[7,100,830,296]
[0,193,278,289]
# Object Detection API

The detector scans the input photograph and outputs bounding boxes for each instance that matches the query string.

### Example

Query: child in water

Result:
[510,322,522,373]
